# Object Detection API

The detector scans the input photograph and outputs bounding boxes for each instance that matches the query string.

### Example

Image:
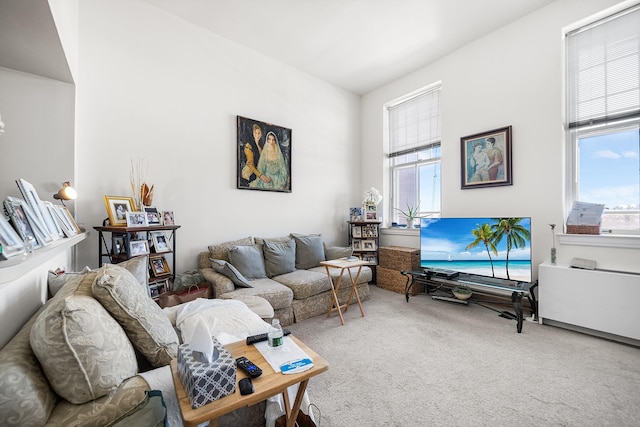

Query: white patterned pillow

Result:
[30,295,138,404]
[92,263,179,368]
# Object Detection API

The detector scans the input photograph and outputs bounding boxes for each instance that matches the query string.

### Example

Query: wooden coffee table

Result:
[320,258,368,325]
[171,335,328,427]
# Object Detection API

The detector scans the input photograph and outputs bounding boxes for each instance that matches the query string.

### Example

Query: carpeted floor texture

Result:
[287,285,640,427]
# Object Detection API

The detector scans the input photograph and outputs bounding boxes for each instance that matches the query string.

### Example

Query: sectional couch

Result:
[198,233,373,326]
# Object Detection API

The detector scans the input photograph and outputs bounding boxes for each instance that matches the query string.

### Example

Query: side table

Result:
[171,335,329,427]
[320,259,368,325]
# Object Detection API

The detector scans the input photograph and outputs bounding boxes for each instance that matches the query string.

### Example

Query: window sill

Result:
[558,233,640,249]
[381,227,420,236]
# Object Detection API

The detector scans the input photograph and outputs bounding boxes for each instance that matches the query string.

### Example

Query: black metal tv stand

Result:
[400,270,537,333]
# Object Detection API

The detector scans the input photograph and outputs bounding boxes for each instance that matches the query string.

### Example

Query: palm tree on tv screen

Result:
[465,223,498,277]
[491,217,531,280]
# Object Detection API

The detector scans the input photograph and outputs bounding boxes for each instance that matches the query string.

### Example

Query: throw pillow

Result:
[210,259,253,288]
[47,266,93,297]
[291,233,326,269]
[118,255,149,288]
[263,238,296,277]
[30,294,138,405]
[227,245,267,279]
[325,245,354,260]
[208,236,254,262]
[92,263,179,368]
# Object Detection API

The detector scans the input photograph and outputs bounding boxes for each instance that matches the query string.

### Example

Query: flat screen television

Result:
[420,217,532,284]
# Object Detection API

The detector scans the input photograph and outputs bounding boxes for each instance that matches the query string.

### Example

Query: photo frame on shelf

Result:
[112,235,126,254]
[4,197,50,248]
[0,215,25,257]
[352,240,361,251]
[461,125,512,189]
[144,207,161,225]
[150,255,170,277]
[363,254,377,264]
[43,201,65,239]
[156,279,168,296]
[161,211,175,226]
[363,225,378,237]
[236,115,292,193]
[126,211,148,227]
[352,225,362,238]
[149,284,160,298]
[16,178,58,239]
[51,205,78,237]
[350,207,363,222]
[104,196,135,226]
[151,231,171,253]
[60,206,81,233]
[129,240,150,257]
[364,211,378,222]
[361,239,377,251]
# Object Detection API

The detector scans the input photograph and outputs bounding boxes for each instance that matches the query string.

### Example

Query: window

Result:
[566,4,640,234]
[387,84,441,226]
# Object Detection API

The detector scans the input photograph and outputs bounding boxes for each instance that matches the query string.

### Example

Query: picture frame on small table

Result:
[104,195,135,226]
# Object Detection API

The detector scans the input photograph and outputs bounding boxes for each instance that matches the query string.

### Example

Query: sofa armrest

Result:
[200,268,235,297]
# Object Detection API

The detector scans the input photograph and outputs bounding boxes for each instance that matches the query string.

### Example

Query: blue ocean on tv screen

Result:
[420,217,532,283]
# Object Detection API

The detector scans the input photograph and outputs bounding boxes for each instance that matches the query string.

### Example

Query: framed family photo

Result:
[236,116,292,193]
[0,215,24,257]
[151,231,171,253]
[461,125,512,189]
[126,211,148,227]
[150,255,170,277]
[129,240,149,257]
[104,196,135,226]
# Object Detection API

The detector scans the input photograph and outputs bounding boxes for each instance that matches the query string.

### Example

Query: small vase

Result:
[406,218,415,228]
[551,247,557,265]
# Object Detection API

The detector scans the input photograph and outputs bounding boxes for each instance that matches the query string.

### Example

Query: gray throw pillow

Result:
[291,233,326,269]
[210,259,253,288]
[227,245,267,279]
[325,245,354,260]
[263,239,297,277]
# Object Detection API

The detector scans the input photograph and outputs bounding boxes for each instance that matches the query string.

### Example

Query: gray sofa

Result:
[198,234,372,326]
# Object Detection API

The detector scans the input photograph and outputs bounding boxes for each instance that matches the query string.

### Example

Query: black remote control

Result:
[236,356,262,378]
[245,329,291,345]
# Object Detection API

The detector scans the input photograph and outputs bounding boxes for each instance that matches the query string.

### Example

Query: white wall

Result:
[75,0,362,272]
[365,0,638,277]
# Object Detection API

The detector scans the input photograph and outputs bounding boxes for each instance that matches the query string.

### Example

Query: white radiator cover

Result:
[538,262,640,341]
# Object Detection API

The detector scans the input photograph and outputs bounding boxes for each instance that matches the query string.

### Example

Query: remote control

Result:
[236,356,262,378]
[245,329,291,345]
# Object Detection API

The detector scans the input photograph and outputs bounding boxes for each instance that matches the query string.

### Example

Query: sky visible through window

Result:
[578,129,640,211]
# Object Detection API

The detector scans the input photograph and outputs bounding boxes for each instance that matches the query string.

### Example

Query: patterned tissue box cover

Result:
[177,338,236,408]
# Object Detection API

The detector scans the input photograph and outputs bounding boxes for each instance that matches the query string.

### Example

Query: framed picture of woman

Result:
[460,126,512,189]
[236,116,292,193]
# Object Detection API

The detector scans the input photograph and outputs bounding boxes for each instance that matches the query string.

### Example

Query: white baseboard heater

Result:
[538,262,640,342]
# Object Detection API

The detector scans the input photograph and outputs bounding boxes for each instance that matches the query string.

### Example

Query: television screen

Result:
[420,217,532,283]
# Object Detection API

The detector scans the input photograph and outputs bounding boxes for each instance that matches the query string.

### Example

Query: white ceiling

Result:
[143,0,557,95]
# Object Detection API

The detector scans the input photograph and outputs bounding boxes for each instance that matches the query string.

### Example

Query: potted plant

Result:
[394,203,420,228]
[452,284,472,300]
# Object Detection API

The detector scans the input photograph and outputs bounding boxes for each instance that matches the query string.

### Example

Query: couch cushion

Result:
[228,245,267,279]
[263,238,296,277]
[92,263,179,368]
[46,375,151,427]
[273,269,330,300]
[291,233,326,269]
[30,292,138,404]
[0,306,56,427]
[219,294,275,319]
[210,259,252,288]
[219,278,293,311]
[208,236,254,262]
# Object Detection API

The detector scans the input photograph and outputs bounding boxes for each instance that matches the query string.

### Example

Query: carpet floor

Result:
[286,285,640,427]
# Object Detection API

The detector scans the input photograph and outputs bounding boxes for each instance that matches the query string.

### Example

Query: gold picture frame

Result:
[104,196,135,226]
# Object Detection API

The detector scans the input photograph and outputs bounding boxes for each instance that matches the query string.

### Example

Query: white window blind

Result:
[566,4,640,129]
[388,86,441,156]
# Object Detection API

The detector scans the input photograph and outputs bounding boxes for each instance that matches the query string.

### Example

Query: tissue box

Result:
[177,338,236,408]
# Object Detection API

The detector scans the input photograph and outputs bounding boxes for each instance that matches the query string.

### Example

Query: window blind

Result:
[388,86,441,155]
[566,5,640,129]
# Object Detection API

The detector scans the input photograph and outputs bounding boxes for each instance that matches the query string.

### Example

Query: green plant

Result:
[394,203,420,220]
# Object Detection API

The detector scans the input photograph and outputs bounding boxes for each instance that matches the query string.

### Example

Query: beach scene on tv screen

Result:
[420,217,532,283]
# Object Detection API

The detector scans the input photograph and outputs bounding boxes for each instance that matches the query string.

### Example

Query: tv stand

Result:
[401,270,537,333]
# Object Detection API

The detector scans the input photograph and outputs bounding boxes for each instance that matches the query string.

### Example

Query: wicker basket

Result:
[566,223,601,235]
[377,267,423,295]
[378,246,420,271]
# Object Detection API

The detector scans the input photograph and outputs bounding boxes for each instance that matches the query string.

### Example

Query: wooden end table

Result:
[171,335,329,427]
[320,259,368,325]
